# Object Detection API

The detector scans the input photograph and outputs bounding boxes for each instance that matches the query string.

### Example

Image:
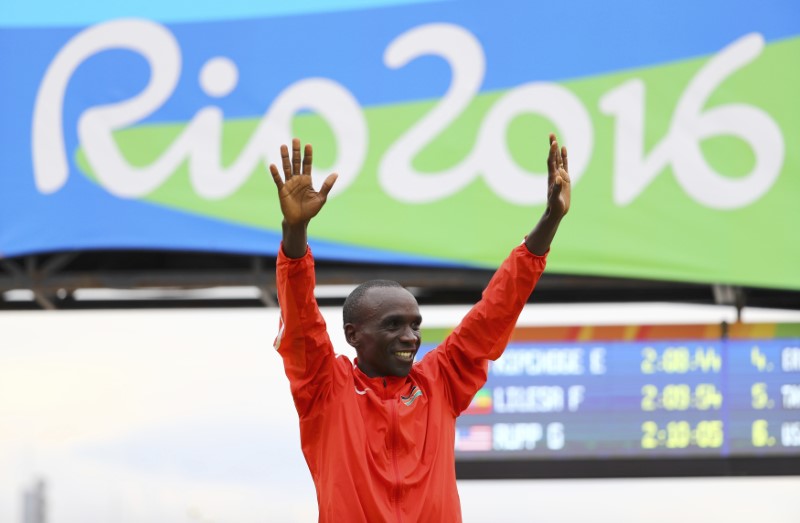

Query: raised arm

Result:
[524,133,571,255]
[421,133,571,414]
[269,138,338,258]
[270,139,340,417]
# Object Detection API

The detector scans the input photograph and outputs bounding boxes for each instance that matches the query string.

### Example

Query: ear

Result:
[344,323,359,348]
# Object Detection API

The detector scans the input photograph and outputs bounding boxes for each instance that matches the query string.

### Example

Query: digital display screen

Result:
[419,323,800,463]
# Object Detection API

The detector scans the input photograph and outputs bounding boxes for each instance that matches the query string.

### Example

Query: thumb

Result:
[550,176,563,197]
[319,173,338,198]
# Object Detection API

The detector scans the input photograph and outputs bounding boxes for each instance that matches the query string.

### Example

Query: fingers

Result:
[547,137,558,185]
[269,163,284,191]
[318,173,338,199]
[292,138,301,176]
[302,143,313,176]
[280,144,292,180]
[552,136,563,168]
[275,139,315,187]
[547,133,568,179]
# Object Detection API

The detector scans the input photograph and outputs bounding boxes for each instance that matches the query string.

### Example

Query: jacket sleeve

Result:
[420,244,548,415]
[274,245,339,419]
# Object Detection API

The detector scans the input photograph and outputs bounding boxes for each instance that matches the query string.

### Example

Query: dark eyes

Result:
[384,319,421,331]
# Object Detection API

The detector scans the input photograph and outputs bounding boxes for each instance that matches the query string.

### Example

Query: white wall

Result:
[1,305,798,523]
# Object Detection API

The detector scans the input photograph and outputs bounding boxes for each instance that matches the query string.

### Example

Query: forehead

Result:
[359,286,420,320]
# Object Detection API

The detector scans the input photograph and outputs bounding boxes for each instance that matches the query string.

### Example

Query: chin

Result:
[389,363,413,377]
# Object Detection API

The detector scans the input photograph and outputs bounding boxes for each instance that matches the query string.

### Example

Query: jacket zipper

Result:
[388,383,403,523]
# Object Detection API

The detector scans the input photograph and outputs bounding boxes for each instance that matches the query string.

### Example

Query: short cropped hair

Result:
[343,279,404,326]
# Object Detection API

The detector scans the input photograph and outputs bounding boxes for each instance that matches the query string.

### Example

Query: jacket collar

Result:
[353,358,411,399]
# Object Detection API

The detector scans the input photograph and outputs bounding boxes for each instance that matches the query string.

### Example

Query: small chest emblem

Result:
[400,386,423,406]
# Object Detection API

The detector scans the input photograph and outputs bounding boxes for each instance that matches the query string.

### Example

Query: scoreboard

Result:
[419,322,800,478]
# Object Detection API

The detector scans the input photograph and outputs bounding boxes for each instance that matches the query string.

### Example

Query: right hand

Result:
[546,133,570,219]
[269,138,338,226]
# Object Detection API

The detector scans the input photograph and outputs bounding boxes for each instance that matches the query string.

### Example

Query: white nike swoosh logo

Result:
[355,387,367,395]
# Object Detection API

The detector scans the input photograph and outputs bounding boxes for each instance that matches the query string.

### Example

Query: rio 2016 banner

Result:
[1,0,798,289]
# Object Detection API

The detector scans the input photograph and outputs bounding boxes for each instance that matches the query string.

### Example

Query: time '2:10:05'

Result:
[641,420,724,449]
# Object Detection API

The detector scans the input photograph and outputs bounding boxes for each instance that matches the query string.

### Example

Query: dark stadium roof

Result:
[1,249,798,311]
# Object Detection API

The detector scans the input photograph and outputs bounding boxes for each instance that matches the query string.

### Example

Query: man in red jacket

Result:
[270,134,570,522]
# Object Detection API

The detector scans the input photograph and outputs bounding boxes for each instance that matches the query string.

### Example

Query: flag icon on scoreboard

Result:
[455,424,493,452]
[464,388,492,415]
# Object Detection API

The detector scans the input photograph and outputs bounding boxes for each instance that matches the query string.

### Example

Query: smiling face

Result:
[344,286,422,378]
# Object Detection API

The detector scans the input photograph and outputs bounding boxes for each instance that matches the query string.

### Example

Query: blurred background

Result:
[1,0,799,521]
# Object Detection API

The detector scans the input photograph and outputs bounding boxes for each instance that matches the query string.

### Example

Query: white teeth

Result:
[395,352,414,361]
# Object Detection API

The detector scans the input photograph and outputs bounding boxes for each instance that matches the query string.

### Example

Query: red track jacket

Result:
[274,244,547,522]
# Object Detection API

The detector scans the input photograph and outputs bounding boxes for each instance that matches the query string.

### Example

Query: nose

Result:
[400,324,420,344]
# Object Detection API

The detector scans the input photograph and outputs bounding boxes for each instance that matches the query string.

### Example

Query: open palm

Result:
[269,139,338,226]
